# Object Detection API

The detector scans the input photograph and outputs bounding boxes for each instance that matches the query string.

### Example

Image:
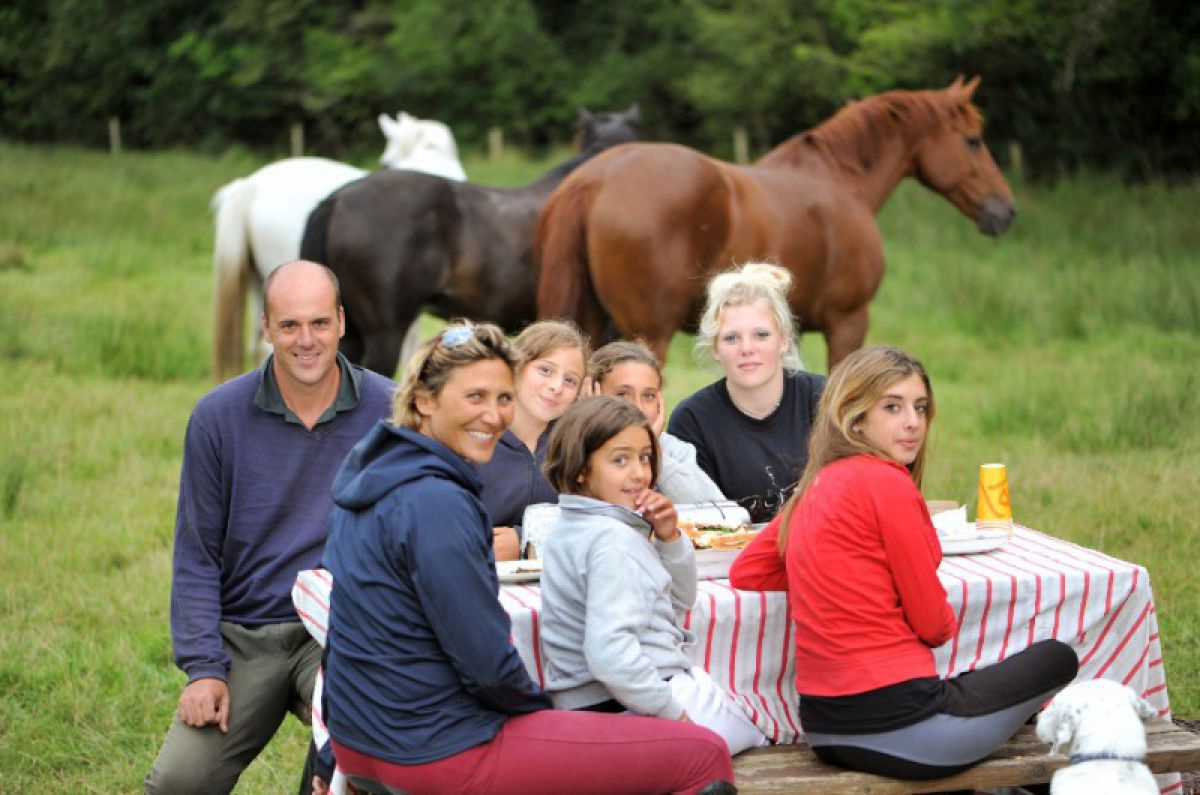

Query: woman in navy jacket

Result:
[320,322,735,795]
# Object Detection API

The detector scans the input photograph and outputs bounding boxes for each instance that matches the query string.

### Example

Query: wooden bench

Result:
[733,718,1200,793]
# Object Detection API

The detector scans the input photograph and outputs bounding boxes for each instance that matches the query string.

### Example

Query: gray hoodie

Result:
[540,494,697,718]
[657,432,727,505]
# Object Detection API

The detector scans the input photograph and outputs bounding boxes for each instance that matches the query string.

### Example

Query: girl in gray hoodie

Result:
[540,397,768,755]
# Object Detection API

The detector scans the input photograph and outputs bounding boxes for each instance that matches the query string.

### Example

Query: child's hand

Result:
[651,392,667,436]
[636,490,679,542]
[582,376,602,397]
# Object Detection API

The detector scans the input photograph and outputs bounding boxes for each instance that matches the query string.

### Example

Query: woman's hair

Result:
[390,321,515,429]
[588,339,662,386]
[776,345,936,553]
[544,396,659,494]
[694,262,802,371]
[511,318,590,373]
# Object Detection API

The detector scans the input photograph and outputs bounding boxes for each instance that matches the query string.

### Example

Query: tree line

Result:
[2,0,1197,180]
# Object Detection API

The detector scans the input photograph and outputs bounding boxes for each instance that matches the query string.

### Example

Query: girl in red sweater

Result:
[730,346,1077,779]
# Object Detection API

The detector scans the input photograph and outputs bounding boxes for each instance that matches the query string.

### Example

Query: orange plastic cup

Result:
[977,463,1013,532]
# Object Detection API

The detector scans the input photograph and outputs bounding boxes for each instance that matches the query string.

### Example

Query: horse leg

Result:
[823,307,870,370]
[647,334,672,365]
[396,318,423,376]
[362,330,408,379]
[339,317,366,366]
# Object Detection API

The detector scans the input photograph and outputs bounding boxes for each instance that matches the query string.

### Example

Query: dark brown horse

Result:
[300,105,641,375]
[536,78,1015,367]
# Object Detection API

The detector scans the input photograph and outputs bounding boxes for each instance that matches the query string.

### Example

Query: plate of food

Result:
[496,559,543,583]
[679,520,760,550]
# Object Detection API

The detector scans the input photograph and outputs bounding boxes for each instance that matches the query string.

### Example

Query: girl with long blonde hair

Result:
[730,346,1077,779]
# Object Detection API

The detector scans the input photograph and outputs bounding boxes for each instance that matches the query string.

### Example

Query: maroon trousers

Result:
[332,710,735,795]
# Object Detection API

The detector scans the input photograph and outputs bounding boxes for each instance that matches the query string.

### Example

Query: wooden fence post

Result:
[733,126,749,165]
[488,127,504,161]
[291,122,304,157]
[1008,141,1024,182]
[108,117,122,154]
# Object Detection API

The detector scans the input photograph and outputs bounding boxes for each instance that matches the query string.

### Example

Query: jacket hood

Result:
[557,493,652,534]
[333,421,483,511]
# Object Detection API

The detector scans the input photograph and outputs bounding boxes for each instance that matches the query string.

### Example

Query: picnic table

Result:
[292,525,1181,793]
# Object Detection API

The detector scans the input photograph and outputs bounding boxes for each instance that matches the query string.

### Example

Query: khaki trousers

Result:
[144,621,321,794]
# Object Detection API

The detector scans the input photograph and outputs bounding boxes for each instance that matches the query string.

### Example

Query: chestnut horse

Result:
[536,78,1015,367]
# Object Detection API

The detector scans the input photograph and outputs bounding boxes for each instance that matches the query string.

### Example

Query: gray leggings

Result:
[805,639,1078,779]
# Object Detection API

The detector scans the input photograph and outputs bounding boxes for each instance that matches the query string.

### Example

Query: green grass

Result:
[1,139,1198,792]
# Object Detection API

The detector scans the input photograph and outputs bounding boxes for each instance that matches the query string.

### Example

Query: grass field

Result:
[1,138,1198,792]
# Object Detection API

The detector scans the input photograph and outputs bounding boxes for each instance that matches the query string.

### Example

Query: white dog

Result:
[1036,678,1159,794]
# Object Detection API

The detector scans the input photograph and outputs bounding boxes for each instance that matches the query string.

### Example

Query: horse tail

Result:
[536,178,602,331]
[211,177,255,383]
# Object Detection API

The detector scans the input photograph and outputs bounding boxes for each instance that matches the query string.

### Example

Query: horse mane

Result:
[758,89,981,174]
[531,145,609,191]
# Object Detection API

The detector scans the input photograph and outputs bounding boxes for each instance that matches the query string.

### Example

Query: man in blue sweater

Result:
[145,261,394,794]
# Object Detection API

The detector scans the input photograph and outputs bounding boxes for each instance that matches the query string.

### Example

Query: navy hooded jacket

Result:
[321,421,551,766]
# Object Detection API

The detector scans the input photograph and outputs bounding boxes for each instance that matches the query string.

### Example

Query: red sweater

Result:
[730,455,957,696]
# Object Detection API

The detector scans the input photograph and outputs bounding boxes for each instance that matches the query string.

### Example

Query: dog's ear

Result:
[1129,689,1158,721]
[1052,710,1078,755]
[1036,702,1077,755]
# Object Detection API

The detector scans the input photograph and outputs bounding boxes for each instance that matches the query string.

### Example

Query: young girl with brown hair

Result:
[588,340,725,504]
[540,396,767,755]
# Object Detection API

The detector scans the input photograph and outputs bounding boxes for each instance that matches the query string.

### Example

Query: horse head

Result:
[577,103,642,154]
[378,112,423,167]
[913,77,1016,236]
[378,112,467,181]
[413,119,461,161]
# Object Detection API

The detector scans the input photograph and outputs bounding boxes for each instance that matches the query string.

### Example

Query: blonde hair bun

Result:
[740,263,793,294]
[695,262,802,371]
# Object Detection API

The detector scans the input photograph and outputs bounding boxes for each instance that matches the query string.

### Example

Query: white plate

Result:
[676,501,752,528]
[497,560,543,583]
[940,530,1010,556]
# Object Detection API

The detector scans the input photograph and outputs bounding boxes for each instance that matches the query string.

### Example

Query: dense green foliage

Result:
[1,141,1199,790]
[3,0,1198,177]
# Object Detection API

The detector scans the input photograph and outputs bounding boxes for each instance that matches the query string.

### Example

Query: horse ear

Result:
[397,111,413,124]
[962,75,981,100]
[625,102,641,123]
[577,107,594,124]
[949,74,964,90]
[379,113,397,135]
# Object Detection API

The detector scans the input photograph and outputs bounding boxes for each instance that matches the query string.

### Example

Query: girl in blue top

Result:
[476,319,588,560]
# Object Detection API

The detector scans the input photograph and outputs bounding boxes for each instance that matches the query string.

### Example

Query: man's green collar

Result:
[254,352,362,427]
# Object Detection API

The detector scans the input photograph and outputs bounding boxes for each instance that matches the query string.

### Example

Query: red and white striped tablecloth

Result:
[292,526,1180,793]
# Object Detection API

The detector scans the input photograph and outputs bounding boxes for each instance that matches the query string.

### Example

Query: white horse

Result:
[211,112,467,382]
